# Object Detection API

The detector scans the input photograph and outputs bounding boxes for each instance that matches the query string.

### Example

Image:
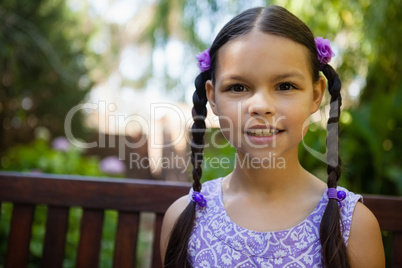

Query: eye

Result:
[277,83,297,91]
[229,84,248,92]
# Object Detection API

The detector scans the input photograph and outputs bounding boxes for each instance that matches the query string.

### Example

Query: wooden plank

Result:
[394,231,402,267]
[151,213,164,268]
[76,209,104,268]
[42,206,69,268]
[113,211,140,268]
[363,195,402,231]
[0,172,190,213]
[5,204,35,268]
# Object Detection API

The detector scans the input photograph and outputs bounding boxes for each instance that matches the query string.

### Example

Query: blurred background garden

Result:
[0,0,401,267]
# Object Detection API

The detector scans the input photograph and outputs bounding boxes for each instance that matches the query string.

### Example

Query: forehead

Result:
[215,30,312,81]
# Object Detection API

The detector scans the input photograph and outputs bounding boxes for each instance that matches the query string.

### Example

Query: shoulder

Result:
[337,186,362,207]
[159,178,222,262]
[198,178,222,194]
[160,195,189,262]
[337,186,362,225]
[347,201,385,267]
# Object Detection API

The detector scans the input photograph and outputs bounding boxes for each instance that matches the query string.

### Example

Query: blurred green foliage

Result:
[0,0,96,152]
[201,130,236,182]
[1,0,400,192]
[0,138,103,175]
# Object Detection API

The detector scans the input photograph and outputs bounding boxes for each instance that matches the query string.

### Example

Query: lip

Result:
[244,131,283,145]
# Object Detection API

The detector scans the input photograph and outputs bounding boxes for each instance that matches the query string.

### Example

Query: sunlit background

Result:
[1,0,401,188]
[0,0,401,266]
[0,0,402,188]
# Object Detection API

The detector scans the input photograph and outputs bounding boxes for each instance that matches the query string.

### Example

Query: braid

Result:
[190,72,209,191]
[164,72,209,267]
[319,64,350,268]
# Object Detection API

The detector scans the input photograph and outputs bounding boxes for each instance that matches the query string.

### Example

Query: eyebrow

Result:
[220,75,246,82]
[219,71,307,85]
[272,71,306,81]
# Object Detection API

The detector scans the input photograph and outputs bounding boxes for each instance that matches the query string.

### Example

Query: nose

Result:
[247,90,276,116]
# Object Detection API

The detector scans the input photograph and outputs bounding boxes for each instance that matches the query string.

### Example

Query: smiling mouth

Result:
[245,128,284,137]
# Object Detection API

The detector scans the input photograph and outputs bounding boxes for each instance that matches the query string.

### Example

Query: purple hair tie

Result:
[192,191,207,207]
[327,188,346,208]
[196,48,210,72]
[315,37,335,69]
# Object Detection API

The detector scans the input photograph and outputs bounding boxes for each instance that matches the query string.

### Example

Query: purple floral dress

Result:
[188,178,362,268]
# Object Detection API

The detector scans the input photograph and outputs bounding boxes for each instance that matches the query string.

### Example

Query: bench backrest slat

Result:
[363,195,402,231]
[76,209,105,268]
[393,232,402,267]
[113,211,140,268]
[5,204,35,268]
[152,213,165,268]
[42,206,69,268]
[364,195,402,266]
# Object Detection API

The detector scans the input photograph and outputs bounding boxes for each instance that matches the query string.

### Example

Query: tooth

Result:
[247,129,281,136]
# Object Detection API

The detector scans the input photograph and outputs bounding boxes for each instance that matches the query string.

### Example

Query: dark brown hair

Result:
[164,5,348,268]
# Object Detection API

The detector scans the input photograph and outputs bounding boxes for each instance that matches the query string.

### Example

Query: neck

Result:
[229,149,314,198]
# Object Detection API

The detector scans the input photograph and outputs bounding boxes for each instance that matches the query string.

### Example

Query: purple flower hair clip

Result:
[192,191,207,208]
[327,188,346,208]
[315,37,335,68]
[196,48,210,72]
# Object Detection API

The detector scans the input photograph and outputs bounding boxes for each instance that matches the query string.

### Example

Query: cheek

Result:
[280,102,311,136]
[217,113,237,141]
[214,105,243,144]
[298,112,313,140]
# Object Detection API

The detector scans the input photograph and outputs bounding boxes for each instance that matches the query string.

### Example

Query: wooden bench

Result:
[0,172,190,268]
[0,172,401,267]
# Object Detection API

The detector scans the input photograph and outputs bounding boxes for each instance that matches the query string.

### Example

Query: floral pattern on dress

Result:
[188,178,362,268]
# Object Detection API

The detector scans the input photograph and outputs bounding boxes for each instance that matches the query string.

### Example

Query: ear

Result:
[311,76,326,114]
[206,80,218,115]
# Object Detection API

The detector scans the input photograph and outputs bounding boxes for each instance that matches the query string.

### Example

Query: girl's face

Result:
[206,30,325,162]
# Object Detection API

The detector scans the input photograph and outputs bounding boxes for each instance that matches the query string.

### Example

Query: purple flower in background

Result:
[315,37,335,66]
[196,48,210,72]
[100,156,126,175]
[52,137,71,152]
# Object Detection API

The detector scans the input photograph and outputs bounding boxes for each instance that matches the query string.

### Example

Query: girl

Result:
[161,5,384,268]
